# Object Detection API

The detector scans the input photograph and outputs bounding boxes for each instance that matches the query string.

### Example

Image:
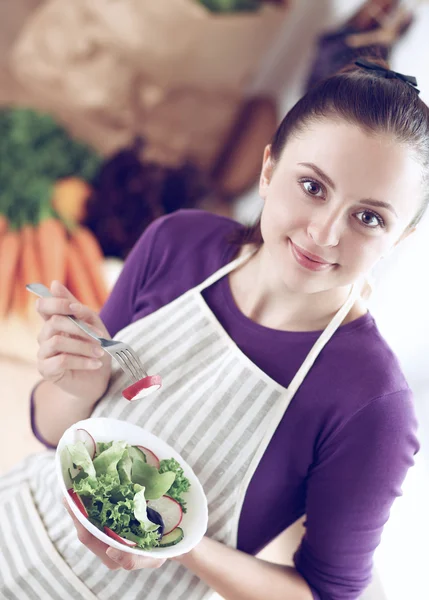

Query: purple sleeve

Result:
[293,389,419,600]
[30,217,164,446]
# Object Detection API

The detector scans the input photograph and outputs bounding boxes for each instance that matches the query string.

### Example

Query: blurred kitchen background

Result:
[0,1,428,599]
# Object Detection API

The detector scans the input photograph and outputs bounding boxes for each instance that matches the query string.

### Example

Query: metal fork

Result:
[26,283,147,383]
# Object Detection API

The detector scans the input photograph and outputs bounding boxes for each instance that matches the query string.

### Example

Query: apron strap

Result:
[286,278,364,398]
[194,250,256,293]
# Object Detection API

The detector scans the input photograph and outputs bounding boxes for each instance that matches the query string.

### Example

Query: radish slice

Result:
[147,496,182,535]
[74,428,96,459]
[122,375,162,402]
[137,446,160,469]
[68,489,88,518]
[104,526,137,547]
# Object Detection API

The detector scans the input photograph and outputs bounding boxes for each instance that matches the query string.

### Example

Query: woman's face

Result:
[259,118,423,295]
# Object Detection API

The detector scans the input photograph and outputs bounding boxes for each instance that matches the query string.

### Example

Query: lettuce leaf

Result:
[159,458,191,512]
[66,441,96,480]
[65,438,191,550]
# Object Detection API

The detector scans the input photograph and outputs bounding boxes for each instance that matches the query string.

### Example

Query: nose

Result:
[307,211,342,248]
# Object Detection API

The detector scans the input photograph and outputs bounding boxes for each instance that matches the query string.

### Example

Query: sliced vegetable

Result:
[147,496,183,535]
[122,375,162,401]
[74,428,96,459]
[68,489,88,517]
[64,437,191,551]
[159,527,184,548]
[103,526,137,547]
[137,446,160,469]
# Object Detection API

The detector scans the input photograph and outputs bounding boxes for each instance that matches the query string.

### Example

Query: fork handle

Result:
[26,283,101,343]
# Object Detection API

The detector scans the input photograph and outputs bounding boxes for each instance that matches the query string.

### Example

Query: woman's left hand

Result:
[63,499,166,571]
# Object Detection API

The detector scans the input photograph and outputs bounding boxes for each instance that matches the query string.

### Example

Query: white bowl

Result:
[56,417,208,558]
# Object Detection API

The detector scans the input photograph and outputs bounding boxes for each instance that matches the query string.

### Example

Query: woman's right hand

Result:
[36,281,112,405]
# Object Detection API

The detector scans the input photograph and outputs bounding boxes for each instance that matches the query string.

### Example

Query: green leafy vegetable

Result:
[0,107,102,223]
[159,458,191,512]
[65,439,191,550]
[66,442,96,480]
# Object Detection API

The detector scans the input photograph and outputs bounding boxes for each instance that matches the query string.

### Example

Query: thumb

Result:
[50,280,78,303]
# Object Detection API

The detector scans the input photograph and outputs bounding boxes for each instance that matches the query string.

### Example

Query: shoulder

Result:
[312,315,417,450]
[148,209,241,248]
[330,313,411,400]
[139,209,242,281]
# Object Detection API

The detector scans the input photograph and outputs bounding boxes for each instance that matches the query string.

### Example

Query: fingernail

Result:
[93,347,104,358]
[69,303,81,312]
[90,360,103,369]
[106,548,122,561]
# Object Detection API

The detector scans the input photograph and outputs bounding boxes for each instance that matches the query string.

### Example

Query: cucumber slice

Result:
[158,527,184,547]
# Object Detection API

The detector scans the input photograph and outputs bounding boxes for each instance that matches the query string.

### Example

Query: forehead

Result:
[279,118,422,221]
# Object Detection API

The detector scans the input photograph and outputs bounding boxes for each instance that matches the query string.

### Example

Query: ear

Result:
[259,145,274,200]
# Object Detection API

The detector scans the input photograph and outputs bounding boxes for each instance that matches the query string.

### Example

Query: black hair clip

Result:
[355,58,420,95]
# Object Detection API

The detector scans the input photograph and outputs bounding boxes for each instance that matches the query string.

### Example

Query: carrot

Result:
[69,226,108,307]
[37,216,67,286]
[11,254,29,319]
[0,229,21,319]
[0,214,7,237]
[21,223,43,293]
[65,241,100,311]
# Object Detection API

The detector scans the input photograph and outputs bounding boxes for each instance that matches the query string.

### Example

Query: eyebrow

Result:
[298,162,398,217]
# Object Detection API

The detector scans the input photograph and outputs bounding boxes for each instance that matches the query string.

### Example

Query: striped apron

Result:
[0,251,361,600]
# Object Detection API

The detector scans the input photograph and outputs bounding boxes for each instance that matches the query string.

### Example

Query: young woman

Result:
[1,57,427,600]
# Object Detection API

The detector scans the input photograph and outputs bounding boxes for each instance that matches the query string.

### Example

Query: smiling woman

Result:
[1,55,429,600]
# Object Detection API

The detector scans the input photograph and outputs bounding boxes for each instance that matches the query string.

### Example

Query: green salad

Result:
[63,432,191,550]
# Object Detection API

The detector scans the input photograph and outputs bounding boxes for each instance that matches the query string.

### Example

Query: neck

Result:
[229,245,366,332]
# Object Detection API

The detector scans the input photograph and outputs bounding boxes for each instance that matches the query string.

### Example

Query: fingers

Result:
[63,501,120,570]
[38,330,104,361]
[37,314,104,346]
[105,548,166,571]
[38,353,103,381]
[63,500,165,571]
[36,282,104,332]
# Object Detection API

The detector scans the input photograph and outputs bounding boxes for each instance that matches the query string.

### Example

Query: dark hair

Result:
[237,57,429,246]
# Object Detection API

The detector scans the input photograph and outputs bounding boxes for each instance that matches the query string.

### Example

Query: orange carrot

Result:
[11,254,29,319]
[0,214,7,237]
[69,226,108,306]
[21,224,43,302]
[37,217,67,286]
[0,229,21,319]
[66,241,100,311]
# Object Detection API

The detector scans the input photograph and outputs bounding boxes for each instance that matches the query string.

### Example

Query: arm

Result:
[31,218,163,446]
[293,390,419,600]
[64,502,313,600]
[177,536,314,600]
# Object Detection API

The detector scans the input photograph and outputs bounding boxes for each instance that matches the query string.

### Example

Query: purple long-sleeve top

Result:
[31,210,419,600]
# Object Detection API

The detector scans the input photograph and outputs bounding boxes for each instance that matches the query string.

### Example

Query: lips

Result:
[291,242,332,265]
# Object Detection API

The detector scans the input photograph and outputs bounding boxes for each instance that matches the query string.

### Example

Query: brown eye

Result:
[302,180,324,197]
[356,210,385,229]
